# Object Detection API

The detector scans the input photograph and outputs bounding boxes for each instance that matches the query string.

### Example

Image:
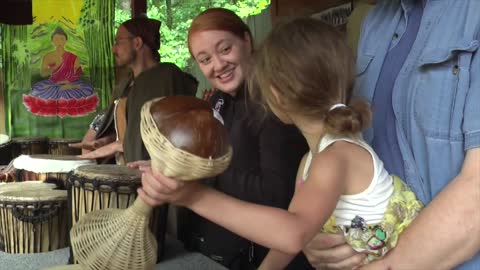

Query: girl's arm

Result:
[258,156,309,270]
[182,150,346,256]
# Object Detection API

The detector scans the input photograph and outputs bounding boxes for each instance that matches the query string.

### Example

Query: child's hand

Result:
[138,166,203,207]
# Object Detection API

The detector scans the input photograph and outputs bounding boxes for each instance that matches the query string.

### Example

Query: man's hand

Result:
[303,233,365,270]
[77,140,123,160]
[70,134,116,154]
[358,259,388,270]
[0,163,15,182]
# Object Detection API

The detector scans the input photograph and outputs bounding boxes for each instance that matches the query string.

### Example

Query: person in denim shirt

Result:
[303,1,480,269]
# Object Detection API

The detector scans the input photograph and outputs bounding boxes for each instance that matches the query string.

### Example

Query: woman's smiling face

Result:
[189,30,251,96]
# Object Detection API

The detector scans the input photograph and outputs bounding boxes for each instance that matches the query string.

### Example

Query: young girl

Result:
[139,17,423,269]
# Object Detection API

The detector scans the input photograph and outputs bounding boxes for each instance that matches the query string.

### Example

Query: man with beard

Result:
[72,16,198,163]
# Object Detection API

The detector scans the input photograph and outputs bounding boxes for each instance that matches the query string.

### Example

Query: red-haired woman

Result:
[138,8,310,270]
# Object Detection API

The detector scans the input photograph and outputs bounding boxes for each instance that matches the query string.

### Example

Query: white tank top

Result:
[302,134,394,226]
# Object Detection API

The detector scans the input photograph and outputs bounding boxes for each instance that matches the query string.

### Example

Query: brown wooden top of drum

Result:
[29,154,86,161]
[49,138,81,143]
[73,164,141,183]
[12,136,48,143]
[150,96,230,159]
[0,189,67,202]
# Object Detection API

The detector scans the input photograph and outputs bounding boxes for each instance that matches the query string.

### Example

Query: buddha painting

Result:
[23,26,98,117]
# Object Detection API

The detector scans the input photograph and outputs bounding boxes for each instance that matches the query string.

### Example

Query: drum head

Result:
[12,136,48,143]
[0,182,57,193]
[0,189,67,202]
[49,138,81,144]
[73,164,141,183]
[13,154,96,173]
[0,134,10,145]
[41,265,84,270]
[29,154,86,161]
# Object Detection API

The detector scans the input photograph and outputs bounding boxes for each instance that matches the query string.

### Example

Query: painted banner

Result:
[1,0,115,137]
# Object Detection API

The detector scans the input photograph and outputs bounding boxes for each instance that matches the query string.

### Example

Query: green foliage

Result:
[114,0,270,69]
[11,39,30,66]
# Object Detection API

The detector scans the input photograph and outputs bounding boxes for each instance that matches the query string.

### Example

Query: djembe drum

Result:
[69,96,232,270]
[0,134,12,165]
[12,154,96,188]
[0,183,68,253]
[67,164,167,264]
[0,182,57,194]
[11,136,49,159]
[49,138,82,156]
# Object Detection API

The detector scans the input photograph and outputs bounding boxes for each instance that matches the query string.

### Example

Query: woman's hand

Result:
[127,160,151,169]
[201,88,216,101]
[303,233,366,270]
[137,166,202,207]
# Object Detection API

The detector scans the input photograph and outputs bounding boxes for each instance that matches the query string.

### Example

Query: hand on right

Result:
[303,233,365,270]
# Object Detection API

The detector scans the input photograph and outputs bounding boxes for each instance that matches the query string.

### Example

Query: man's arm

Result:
[76,128,97,154]
[363,148,480,270]
[77,140,123,160]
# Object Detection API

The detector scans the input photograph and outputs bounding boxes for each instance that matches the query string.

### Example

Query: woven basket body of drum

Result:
[48,138,82,156]
[67,164,168,263]
[11,136,49,159]
[0,185,68,253]
[0,134,12,165]
[12,154,95,188]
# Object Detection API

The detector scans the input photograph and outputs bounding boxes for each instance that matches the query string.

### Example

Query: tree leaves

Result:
[113,0,270,70]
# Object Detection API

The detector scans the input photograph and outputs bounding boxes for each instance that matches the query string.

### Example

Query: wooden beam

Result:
[131,0,147,18]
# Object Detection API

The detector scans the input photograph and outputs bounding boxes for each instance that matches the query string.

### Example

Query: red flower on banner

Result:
[23,94,99,117]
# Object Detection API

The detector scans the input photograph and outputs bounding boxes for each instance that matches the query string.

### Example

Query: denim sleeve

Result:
[463,44,480,151]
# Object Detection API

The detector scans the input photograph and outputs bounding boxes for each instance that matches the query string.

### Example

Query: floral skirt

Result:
[322,175,423,262]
